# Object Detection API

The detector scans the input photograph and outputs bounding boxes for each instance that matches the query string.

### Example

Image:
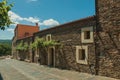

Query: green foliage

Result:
[30,42,37,50]
[35,38,44,47]
[16,41,24,51]
[16,41,29,51]
[0,43,11,56]
[0,0,13,30]
[43,40,60,47]
[30,38,44,50]
[24,43,29,51]
[30,38,61,49]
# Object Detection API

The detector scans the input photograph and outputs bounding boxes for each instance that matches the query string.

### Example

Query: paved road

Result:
[0,59,118,80]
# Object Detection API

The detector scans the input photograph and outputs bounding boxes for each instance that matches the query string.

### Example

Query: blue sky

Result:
[0,0,95,39]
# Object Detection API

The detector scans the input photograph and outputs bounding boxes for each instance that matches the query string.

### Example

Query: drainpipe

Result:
[32,36,35,62]
[95,0,99,75]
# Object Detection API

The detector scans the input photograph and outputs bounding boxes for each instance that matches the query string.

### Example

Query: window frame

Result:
[76,46,88,64]
[46,34,52,41]
[81,27,94,43]
[84,31,91,39]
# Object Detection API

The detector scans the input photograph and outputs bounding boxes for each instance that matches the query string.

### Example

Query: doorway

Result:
[48,47,55,67]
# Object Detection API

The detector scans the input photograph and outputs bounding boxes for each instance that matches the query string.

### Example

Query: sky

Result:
[0,0,95,40]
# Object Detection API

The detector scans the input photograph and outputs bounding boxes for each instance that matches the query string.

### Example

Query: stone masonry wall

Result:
[12,37,18,59]
[13,0,120,79]
[96,0,120,79]
[34,16,96,74]
[17,36,33,62]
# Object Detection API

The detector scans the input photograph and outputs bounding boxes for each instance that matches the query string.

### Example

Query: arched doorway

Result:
[48,47,55,67]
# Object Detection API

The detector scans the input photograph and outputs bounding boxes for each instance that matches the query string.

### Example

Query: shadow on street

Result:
[0,73,3,80]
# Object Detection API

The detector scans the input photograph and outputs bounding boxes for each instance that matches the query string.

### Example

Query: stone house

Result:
[12,23,39,59]
[33,16,96,71]
[12,0,120,79]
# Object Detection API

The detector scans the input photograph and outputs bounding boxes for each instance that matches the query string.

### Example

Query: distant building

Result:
[12,23,39,59]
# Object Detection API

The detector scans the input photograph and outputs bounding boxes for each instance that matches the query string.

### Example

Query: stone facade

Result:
[95,0,120,79]
[12,36,18,59]
[34,16,96,74]
[12,0,120,79]
[12,24,39,60]
[17,36,33,62]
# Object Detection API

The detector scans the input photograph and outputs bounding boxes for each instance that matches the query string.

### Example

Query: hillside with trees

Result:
[0,0,13,56]
[0,40,12,56]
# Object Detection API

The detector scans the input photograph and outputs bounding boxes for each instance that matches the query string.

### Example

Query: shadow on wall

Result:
[0,73,3,80]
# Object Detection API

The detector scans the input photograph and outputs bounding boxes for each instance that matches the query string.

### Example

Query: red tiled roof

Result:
[15,24,39,39]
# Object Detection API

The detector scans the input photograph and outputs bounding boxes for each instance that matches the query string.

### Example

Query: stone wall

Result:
[96,0,120,79]
[12,37,17,59]
[17,36,33,62]
[12,0,120,79]
[34,16,96,74]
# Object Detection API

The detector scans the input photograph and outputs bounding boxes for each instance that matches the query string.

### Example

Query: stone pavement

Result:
[0,59,118,80]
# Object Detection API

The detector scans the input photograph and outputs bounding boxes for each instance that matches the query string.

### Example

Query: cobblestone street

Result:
[0,59,118,80]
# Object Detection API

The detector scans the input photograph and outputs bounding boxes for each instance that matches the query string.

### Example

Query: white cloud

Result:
[24,17,39,23]
[7,28,14,33]
[27,0,38,2]
[8,11,40,26]
[8,11,60,28]
[40,19,59,26]
[8,11,23,21]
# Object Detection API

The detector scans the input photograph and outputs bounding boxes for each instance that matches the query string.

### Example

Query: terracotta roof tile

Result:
[15,24,39,39]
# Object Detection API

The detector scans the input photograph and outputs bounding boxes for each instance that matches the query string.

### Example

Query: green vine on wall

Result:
[30,38,61,49]
[30,38,44,50]
[16,41,29,51]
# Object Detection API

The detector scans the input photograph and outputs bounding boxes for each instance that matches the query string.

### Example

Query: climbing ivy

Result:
[23,43,29,51]
[0,0,13,30]
[16,41,29,51]
[43,40,60,47]
[30,38,44,50]
[16,41,24,51]
[30,38,61,49]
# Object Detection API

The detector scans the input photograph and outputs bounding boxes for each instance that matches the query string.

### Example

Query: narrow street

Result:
[0,59,118,80]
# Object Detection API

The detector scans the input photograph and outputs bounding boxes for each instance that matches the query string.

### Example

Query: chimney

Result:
[36,23,38,26]
[35,23,40,31]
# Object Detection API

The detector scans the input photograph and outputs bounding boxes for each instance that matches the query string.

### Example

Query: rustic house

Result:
[33,16,96,70]
[12,0,120,79]
[12,23,39,59]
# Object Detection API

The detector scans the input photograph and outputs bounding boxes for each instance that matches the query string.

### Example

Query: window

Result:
[46,34,52,41]
[78,49,85,60]
[76,46,88,64]
[84,31,90,39]
[81,27,93,43]
[24,32,29,37]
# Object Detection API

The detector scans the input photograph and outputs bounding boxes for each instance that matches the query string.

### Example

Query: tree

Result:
[0,0,13,30]
[0,43,11,56]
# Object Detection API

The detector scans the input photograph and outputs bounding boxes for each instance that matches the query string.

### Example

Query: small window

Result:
[81,27,93,43]
[46,34,52,41]
[76,46,88,64]
[78,49,85,60]
[84,31,90,39]
[48,36,51,41]
[24,32,29,37]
